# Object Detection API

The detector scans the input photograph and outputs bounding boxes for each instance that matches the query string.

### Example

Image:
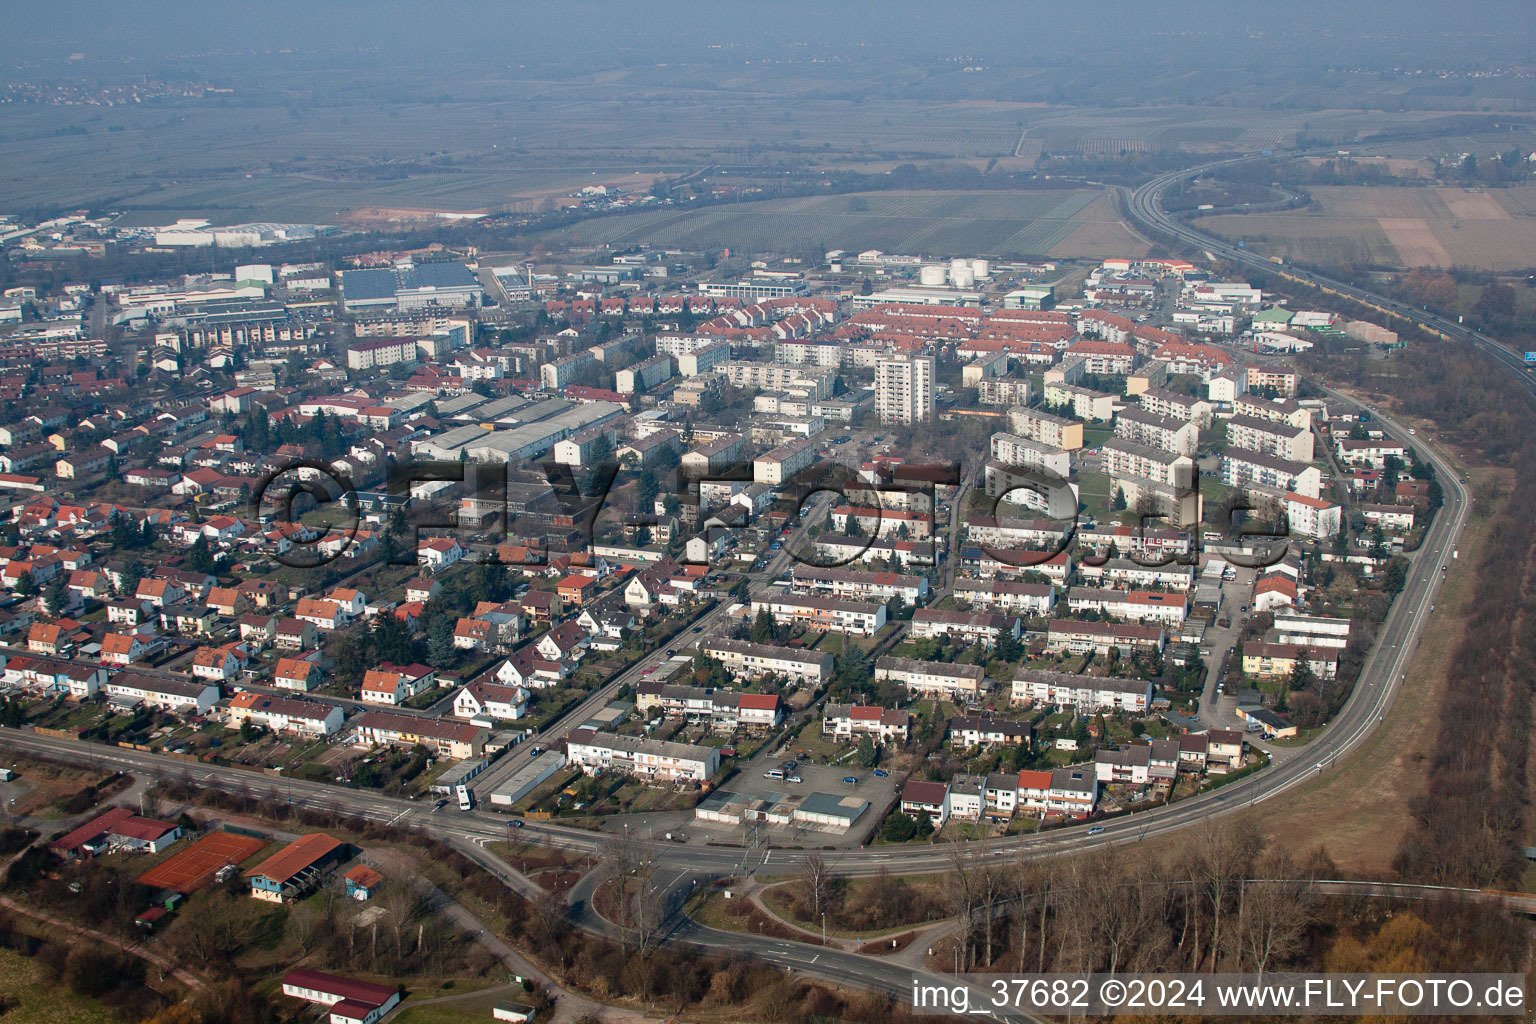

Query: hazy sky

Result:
[4,1,1533,73]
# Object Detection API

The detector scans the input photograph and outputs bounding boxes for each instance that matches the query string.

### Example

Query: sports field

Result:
[1201,185,1536,270]
[136,830,268,892]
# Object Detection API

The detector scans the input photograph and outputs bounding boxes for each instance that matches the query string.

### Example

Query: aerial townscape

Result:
[0,3,1534,1023]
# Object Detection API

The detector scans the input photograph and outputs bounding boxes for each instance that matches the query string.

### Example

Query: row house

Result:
[908,608,1020,646]
[698,638,834,686]
[1075,558,1195,591]
[822,704,910,743]
[788,565,929,606]
[1011,668,1153,713]
[228,692,344,737]
[1044,620,1165,658]
[952,578,1056,617]
[354,711,488,760]
[6,658,106,698]
[750,595,887,636]
[564,727,720,782]
[873,656,986,703]
[949,715,1031,749]
[106,673,219,714]
[1065,587,1188,627]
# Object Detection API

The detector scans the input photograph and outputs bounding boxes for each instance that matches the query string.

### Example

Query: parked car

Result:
[787,776,803,784]
[872,769,889,777]
[843,776,858,784]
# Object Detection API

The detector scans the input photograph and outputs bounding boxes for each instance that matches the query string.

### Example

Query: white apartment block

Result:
[1138,387,1213,427]
[989,432,1072,478]
[1225,414,1314,463]
[1234,394,1311,431]
[1043,382,1115,422]
[1011,668,1153,713]
[874,656,987,702]
[1066,587,1188,626]
[676,341,731,376]
[1282,492,1342,540]
[789,565,929,605]
[1100,438,1193,487]
[750,595,887,636]
[718,361,836,400]
[565,727,720,782]
[875,354,934,425]
[699,637,834,686]
[953,578,1056,617]
[1221,449,1322,498]
[615,354,674,394]
[1114,407,1199,456]
[540,350,595,389]
[753,437,816,484]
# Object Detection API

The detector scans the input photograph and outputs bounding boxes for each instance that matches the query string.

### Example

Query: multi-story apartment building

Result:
[1011,668,1153,713]
[699,638,834,686]
[909,608,1021,645]
[1045,619,1165,657]
[676,341,731,377]
[1114,407,1199,456]
[615,354,675,394]
[822,704,911,743]
[1043,382,1115,422]
[1138,387,1213,427]
[565,727,720,781]
[989,432,1072,479]
[952,578,1056,617]
[1226,414,1314,463]
[1066,587,1189,626]
[1281,491,1342,539]
[874,656,986,702]
[1234,394,1311,431]
[346,336,417,371]
[789,565,928,605]
[1007,406,1084,450]
[1221,448,1322,498]
[1334,438,1409,469]
[977,375,1032,407]
[540,350,595,389]
[750,595,887,636]
[753,437,816,485]
[718,361,835,400]
[874,354,934,425]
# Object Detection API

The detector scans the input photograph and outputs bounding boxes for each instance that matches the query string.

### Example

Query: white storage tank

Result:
[919,265,947,287]
[949,258,970,278]
[970,259,991,279]
[951,267,976,288]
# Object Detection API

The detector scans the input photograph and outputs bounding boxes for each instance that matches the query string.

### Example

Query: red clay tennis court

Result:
[137,830,268,892]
